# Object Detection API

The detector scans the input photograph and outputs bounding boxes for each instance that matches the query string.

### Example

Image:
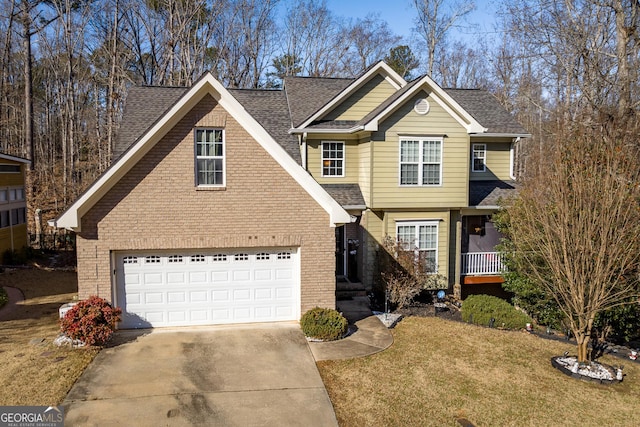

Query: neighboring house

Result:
[50,61,528,329]
[0,153,30,256]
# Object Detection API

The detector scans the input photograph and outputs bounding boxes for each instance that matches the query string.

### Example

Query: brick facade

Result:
[76,94,336,314]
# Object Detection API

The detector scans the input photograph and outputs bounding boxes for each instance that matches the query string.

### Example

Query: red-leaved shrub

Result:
[60,296,122,346]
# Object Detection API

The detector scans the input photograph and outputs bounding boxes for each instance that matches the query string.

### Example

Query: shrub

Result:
[461,294,532,330]
[60,296,122,346]
[0,286,7,309]
[377,235,447,309]
[300,307,348,341]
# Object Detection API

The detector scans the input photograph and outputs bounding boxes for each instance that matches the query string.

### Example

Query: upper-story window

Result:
[472,144,486,172]
[0,164,20,173]
[399,137,442,186]
[321,141,344,177]
[195,128,225,186]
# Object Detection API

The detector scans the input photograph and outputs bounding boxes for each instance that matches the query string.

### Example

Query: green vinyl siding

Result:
[371,91,469,209]
[324,74,397,121]
[469,140,513,181]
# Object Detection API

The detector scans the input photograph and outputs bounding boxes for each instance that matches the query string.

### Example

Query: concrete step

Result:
[336,281,366,292]
[336,290,368,299]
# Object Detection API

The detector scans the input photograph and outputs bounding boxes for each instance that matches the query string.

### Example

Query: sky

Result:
[323,0,500,44]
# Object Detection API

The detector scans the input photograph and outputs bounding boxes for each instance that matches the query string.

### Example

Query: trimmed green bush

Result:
[300,307,348,341]
[461,294,532,330]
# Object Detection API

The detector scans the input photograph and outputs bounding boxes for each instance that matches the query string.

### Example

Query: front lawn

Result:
[0,268,98,405]
[318,316,640,426]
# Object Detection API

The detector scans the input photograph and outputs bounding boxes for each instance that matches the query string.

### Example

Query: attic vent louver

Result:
[414,98,430,115]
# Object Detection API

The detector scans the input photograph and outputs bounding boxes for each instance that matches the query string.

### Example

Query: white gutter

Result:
[469,133,532,138]
[288,126,366,135]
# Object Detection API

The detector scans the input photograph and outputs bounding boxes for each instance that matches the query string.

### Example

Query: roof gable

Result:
[361,74,487,134]
[284,76,353,127]
[292,62,406,130]
[52,73,350,230]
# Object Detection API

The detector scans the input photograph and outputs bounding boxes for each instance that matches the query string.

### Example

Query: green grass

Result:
[0,268,99,405]
[317,316,640,427]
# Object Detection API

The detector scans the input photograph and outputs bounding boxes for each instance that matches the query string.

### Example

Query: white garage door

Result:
[115,248,299,328]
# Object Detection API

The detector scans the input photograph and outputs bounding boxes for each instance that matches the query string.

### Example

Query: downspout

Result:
[301,132,308,170]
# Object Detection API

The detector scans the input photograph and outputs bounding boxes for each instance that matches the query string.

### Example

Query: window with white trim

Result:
[321,141,344,177]
[195,129,224,186]
[396,221,439,272]
[399,138,442,185]
[472,144,486,172]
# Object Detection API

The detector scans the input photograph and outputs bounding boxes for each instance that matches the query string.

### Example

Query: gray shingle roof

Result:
[114,86,188,160]
[444,89,529,134]
[228,89,300,163]
[320,184,365,208]
[469,180,519,206]
[305,120,359,130]
[114,85,301,164]
[283,77,353,127]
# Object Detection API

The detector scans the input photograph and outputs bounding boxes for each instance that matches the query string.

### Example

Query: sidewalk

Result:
[308,296,394,361]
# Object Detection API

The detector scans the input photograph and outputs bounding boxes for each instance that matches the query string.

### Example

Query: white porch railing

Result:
[462,252,505,275]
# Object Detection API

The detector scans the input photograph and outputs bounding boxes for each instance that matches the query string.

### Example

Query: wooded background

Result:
[0,0,638,235]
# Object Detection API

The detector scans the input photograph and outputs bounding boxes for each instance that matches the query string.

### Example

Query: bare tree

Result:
[280,0,349,77]
[343,13,400,75]
[501,119,640,363]
[411,0,475,76]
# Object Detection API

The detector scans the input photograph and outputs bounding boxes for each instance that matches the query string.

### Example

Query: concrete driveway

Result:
[63,323,338,426]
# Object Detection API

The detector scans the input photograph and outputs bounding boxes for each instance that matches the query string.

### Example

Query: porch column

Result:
[454,212,462,299]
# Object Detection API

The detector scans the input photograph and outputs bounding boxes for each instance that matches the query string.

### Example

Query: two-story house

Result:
[284,63,529,300]
[51,62,528,328]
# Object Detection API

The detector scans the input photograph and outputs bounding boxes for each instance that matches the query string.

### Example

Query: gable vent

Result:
[414,98,430,115]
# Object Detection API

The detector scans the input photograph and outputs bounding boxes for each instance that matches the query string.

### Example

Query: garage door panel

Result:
[189,290,209,302]
[145,293,164,304]
[117,248,299,328]
[233,270,250,281]
[255,288,272,299]
[211,271,229,282]
[188,271,208,283]
[212,290,230,301]
[143,273,163,285]
[167,292,186,303]
[167,272,186,284]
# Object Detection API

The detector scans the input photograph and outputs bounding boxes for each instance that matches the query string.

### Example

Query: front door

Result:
[335,226,346,277]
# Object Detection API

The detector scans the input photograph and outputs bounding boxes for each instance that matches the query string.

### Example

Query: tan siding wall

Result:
[306,138,360,184]
[0,224,27,253]
[76,94,336,315]
[358,137,371,206]
[469,140,512,181]
[0,162,26,187]
[371,91,469,209]
[361,209,383,286]
[325,74,397,121]
[0,161,27,254]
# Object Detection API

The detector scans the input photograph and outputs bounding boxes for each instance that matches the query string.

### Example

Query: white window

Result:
[195,129,225,186]
[399,138,442,186]
[472,144,486,172]
[396,221,439,272]
[321,141,344,177]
